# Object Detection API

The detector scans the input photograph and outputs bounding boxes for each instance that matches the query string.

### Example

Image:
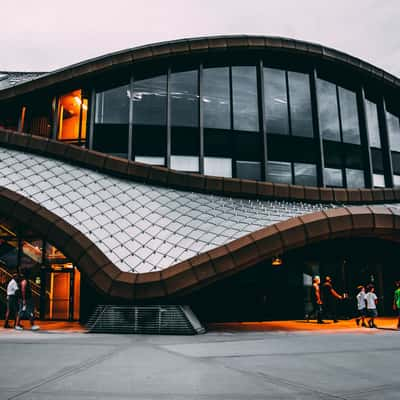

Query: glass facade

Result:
[365,99,381,148]
[170,69,199,165]
[94,84,130,157]
[132,74,167,163]
[4,53,400,190]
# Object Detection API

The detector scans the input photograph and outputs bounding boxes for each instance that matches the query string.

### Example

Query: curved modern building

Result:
[0,35,400,323]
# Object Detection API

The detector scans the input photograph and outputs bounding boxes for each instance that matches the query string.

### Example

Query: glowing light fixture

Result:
[271,256,283,267]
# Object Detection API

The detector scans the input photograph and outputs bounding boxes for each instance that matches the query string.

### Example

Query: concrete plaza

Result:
[0,321,399,400]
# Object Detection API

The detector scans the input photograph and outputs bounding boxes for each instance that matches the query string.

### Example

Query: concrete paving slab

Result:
[0,329,398,400]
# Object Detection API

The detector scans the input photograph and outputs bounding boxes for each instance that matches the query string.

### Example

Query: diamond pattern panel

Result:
[0,148,333,273]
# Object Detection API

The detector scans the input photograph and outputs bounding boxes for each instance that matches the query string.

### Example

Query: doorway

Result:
[42,266,80,321]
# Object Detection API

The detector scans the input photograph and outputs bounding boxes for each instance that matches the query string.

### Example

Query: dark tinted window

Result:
[391,152,400,175]
[94,84,130,156]
[339,87,360,144]
[387,111,400,152]
[170,69,199,156]
[236,161,262,180]
[365,99,381,148]
[203,67,230,130]
[232,66,259,132]
[294,163,317,186]
[264,67,289,135]
[132,74,167,157]
[288,71,313,138]
[317,79,340,141]
[371,148,384,173]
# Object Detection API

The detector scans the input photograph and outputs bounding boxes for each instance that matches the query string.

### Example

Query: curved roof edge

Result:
[1,128,400,205]
[1,185,399,300]
[0,35,399,101]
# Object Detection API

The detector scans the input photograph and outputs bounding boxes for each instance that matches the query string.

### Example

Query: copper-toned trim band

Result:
[1,128,399,204]
[0,35,398,101]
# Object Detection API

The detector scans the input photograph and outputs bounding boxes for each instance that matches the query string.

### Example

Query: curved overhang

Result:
[1,129,400,300]
[0,35,399,101]
[2,186,400,301]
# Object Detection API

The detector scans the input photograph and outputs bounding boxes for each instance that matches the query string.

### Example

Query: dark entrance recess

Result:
[184,238,400,323]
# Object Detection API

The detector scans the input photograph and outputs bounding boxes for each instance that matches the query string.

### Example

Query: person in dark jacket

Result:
[321,276,344,323]
[15,269,39,331]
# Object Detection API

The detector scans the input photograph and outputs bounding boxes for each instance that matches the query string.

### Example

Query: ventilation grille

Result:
[86,305,205,335]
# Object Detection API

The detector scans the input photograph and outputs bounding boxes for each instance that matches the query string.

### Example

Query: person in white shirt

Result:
[365,285,378,329]
[4,274,19,329]
[355,285,367,328]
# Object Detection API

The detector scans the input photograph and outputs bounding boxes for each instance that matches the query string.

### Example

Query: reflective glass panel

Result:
[236,161,262,181]
[132,74,167,158]
[317,79,340,141]
[204,157,232,178]
[393,175,400,187]
[232,66,259,132]
[365,99,381,148]
[203,67,230,130]
[94,84,129,157]
[288,71,314,138]
[170,70,199,156]
[134,156,165,166]
[264,67,289,135]
[266,161,292,184]
[170,70,198,127]
[170,155,199,172]
[387,111,400,152]
[345,168,365,188]
[338,87,360,144]
[294,163,317,186]
[372,173,385,188]
[324,167,343,187]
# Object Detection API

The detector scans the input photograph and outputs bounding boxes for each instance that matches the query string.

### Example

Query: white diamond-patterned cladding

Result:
[0,147,333,273]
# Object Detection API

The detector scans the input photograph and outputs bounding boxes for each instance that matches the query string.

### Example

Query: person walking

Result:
[4,273,19,328]
[14,269,39,331]
[321,276,344,323]
[311,276,324,324]
[393,281,400,330]
[355,285,367,328]
[365,285,378,329]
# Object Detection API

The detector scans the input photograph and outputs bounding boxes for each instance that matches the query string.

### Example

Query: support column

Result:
[358,87,373,188]
[310,68,325,187]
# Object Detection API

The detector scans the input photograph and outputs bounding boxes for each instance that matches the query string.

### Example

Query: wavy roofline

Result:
[0,35,398,101]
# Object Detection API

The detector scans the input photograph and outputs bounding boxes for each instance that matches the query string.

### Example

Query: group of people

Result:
[3,269,40,331]
[311,276,400,330]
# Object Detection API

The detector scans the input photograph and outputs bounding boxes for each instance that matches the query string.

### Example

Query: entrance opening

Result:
[186,237,400,323]
[0,221,81,321]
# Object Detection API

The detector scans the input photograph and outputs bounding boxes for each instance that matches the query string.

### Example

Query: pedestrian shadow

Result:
[376,327,400,331]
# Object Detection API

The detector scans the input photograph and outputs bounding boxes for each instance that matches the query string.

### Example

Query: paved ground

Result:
[0,321,399,399]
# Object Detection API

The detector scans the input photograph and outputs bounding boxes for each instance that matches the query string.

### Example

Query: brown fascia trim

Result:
[1,186,399,301]
[0,35,398,101]
[1,128,400,205]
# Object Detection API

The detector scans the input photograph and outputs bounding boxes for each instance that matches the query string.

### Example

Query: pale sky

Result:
[1,0,399,76]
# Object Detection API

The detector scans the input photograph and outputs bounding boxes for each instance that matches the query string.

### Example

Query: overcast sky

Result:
[1,0,399,76]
